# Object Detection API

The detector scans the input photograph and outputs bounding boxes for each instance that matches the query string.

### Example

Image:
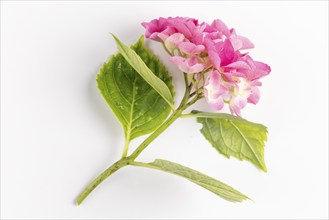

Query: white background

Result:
[1,1,328,219]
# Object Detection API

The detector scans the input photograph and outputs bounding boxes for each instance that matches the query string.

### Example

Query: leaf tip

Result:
[76,199,82,206]
[138,34,145,43]
[110,33,121,45]
[247,196,255,203]
[258,162,268,172]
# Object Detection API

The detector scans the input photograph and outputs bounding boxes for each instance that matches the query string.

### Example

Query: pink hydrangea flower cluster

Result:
[142,17,271,116]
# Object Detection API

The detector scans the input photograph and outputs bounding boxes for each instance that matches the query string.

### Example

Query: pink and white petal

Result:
[185,57,205,73]
[247,86,261,104]
[222,70,235,82]
[187,63,205,73]
[229,97,247,116]
[229,104,241,116]
[205,70,219,86]
[158,33,169,41]
[204,71,227,110]
[178,61,204,74]
[207,96,225,110]
[170,56,191,73]
[204,71,227,98]
[237,78,252,99]
[169,56,204,74]
[164,33,185,50]
[178,42,205,54]
[169,56,185,67]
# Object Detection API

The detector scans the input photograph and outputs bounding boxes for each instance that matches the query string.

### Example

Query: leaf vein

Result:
[229,121,262,167]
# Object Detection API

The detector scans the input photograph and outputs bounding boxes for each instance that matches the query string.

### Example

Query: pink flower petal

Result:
[229,55,271,81]
[207,95,225,110]
[237,35,254,50]
[178,42,205,55]
[254,61,271,77]
[247,86,260,104]
[208,50,221,70]
[225,60,251,70]
[204,70,228,110]
[158,33,169,41]
[229,29,254,51]
[169,56,185,65]
[214,39,236,66]
[211,19,230,37]
[168,19,192,39]
[229,97,247,116]
[204,38,221,69]
[170,56,205,74]
[164,33,185,50]
[141,18,176,41]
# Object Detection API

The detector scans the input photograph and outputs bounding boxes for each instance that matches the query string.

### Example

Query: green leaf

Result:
[133,159,249,202]
[97,36,175,141]
[111,34,174,109]
[192,111,268,172]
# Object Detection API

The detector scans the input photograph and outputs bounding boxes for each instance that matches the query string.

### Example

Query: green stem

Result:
[183,72,189,88]
[128,107,185,161]
[180,113,195,118]
[129,87,192,162]
[77,108,185,205]
[130,161,159,170]
[129,94,202,161]
[121,140,130,158]
[76,157,130,205]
